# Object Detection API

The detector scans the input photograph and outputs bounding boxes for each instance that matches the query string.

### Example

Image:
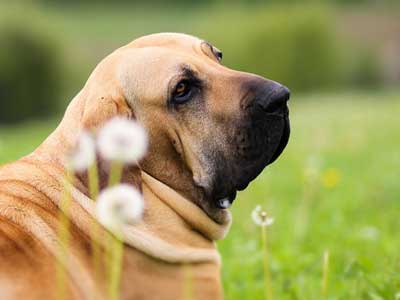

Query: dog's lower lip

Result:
[267,117,290,165]
[215,190,237,209]
[236,182,248,191]
[229,190,237,202]
[216,198,231,209]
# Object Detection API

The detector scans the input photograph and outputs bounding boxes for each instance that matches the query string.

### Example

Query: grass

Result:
[220,91,400,300]
[1,91,399,299]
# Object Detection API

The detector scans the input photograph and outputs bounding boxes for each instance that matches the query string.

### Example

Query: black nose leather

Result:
[256,83,290,115]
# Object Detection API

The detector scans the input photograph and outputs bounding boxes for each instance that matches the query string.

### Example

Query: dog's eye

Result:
[172,80,192,104]
[215,50,223,62]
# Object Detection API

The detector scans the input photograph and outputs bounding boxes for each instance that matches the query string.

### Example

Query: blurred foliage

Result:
[40,0,399,5]
[0,2,393,124]
[0,15,64,124]
[199,5,384,92]
[200,6,342,92]
[344,47,384,89]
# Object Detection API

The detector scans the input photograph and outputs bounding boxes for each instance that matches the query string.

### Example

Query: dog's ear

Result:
[77,80,143,194]
[81,82,132,130]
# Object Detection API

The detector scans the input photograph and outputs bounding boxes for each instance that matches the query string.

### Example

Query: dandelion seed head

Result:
[97,117,148,163]
[251,205,274,227]
[67,131,96,172]
[96,184,144,233]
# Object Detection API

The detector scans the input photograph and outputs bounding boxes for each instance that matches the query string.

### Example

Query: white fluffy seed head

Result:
[67,131,96,172]
[97,117,148,163]
[96,184,144,233]
[251,205,274,227]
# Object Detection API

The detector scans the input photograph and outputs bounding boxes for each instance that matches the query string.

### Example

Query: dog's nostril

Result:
[279,86,291,102]
[259,86,290,114]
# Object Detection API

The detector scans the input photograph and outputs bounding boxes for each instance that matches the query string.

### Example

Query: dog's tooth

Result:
[218,198,231,209]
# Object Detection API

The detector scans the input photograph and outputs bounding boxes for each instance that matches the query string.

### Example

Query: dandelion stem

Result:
[295,181,317,242]
[106,161,124,300]
[88,161,100,199]
[261,225,273,300]
[109,232,124,300]
[57,169,74,300]
[88,161,101,294]
[322,250,330,300]
[108,160,123,187]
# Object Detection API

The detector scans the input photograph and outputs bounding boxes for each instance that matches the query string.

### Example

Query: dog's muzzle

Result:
[214,80,290,209]
[253,80,290,164]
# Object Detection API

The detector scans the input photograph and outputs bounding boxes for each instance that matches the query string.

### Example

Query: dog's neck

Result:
[60,168,231,263]
[141,171,231,242]
[30,149,231,263]
[124,171,231,262]
[30,93,232,262]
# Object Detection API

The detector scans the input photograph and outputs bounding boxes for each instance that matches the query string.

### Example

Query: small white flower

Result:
[68,131,96,172]
[251,205,274,227]
[97,117,148,163]
[96,184,144,233]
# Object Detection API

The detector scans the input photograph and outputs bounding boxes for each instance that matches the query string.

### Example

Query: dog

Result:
[0,33,290,300]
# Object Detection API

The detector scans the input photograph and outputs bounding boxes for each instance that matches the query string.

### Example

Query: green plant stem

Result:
[261,225,273,300]
[322,250,330,300]
[57,169,74,300]
[109,232,124,300]
[88,161,99,199]
[108,160,123,187]
[106,160,124,300]
[294,178,318,241]
[91,221,101,290]
[88,162,101,293]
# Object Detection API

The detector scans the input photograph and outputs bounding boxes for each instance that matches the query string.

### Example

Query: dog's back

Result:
[0,159,222,300]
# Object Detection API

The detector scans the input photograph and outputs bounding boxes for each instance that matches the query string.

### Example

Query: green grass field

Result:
[1,91,399,299]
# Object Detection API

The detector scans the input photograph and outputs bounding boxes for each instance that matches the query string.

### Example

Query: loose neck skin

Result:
[141,171,231,242]
[27,92,231,263]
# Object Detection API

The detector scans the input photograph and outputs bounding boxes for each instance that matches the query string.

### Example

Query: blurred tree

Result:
[38,0,398,5]
[200,6,344,92]
[0,21,63,124]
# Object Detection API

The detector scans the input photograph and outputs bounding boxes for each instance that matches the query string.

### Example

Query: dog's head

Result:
[80,33,290,223]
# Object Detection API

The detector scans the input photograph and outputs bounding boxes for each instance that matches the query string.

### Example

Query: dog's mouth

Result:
[211,113,290,211]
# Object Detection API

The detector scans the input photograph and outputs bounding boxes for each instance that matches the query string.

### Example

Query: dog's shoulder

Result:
[0,185,54,264]
[0,208,58,299]
[0,160,58,272]
[0,211,44,266]
[0,179,73,299]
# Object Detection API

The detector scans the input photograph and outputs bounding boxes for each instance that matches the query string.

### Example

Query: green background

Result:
[0,1,399,299]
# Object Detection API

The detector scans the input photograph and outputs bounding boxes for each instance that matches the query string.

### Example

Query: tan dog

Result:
[0,33,290,300]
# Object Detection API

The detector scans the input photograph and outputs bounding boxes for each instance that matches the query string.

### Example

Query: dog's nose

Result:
[255,82,290,115]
